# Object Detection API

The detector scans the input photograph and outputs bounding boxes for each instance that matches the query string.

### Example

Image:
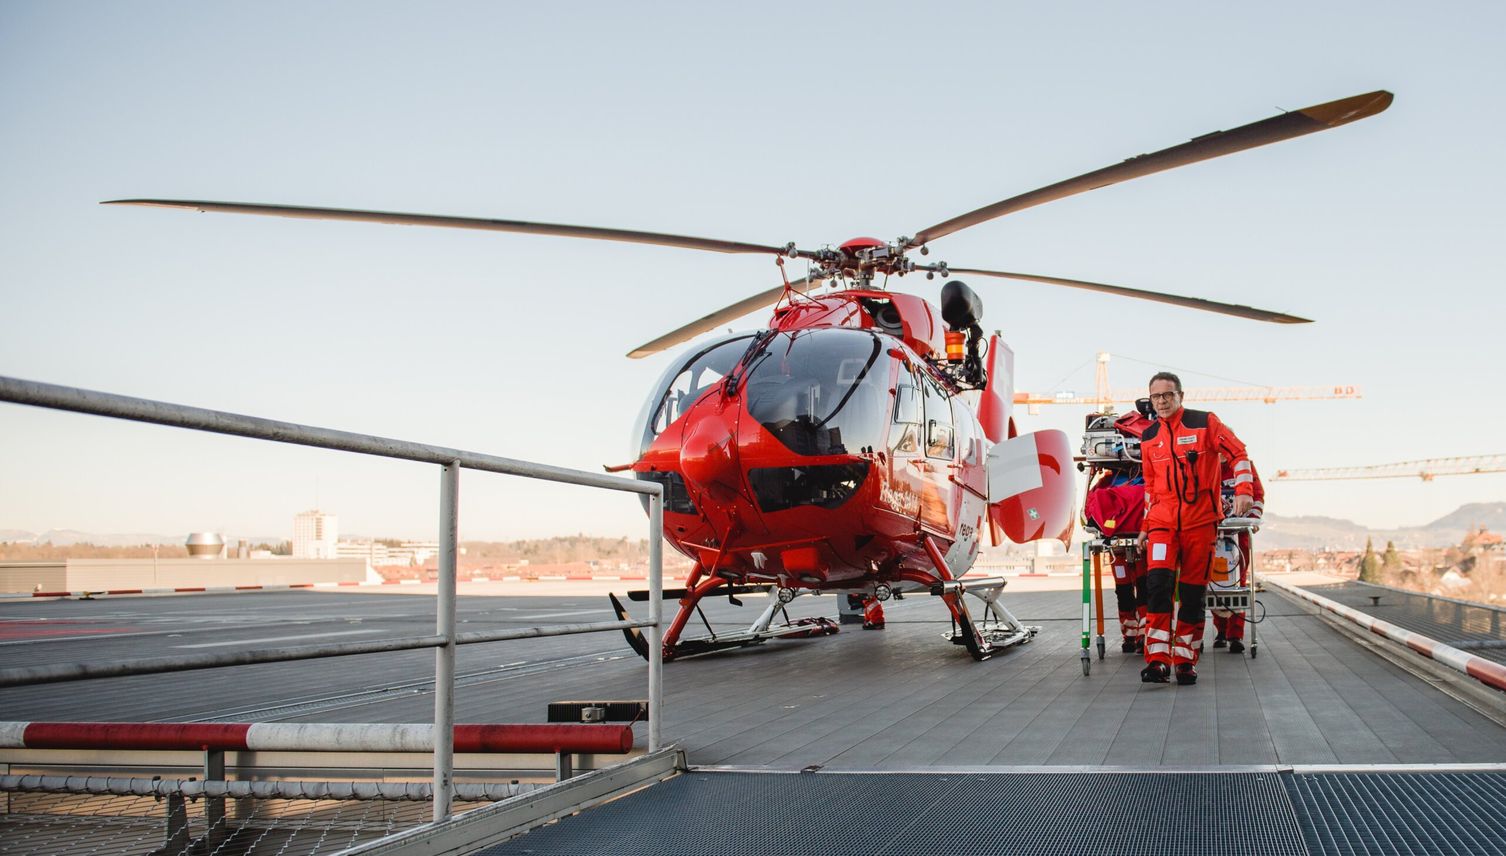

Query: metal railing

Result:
[0,375,665,823]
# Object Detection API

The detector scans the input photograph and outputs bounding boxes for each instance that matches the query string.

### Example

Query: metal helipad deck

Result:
[4,585,1506,767]
[6,582,1506,854]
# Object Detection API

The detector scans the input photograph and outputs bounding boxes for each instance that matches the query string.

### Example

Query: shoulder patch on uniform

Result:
[1180,409,1209,429]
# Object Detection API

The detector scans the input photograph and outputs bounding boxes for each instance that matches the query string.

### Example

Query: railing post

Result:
[648,490,664,753]
[204,748,226,849]
[434,460,460,822]
[163,790,190,853]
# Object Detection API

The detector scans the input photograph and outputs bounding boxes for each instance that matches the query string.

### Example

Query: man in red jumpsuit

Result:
[1137,372,1255,685]
[1211,460,1264,654]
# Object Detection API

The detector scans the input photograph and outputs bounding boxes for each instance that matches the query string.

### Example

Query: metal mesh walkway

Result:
[477,768,1506,856]
[1288,771,1506,855]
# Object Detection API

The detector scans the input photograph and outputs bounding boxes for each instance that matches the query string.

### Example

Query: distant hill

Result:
[0,529,285,552]
[1259,501,1506,550]
[1422,502,1506,532]
[13,529,182,547]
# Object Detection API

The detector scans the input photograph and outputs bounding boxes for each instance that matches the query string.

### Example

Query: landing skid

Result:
[609,589,837,662]
[921,536,1039,661]
[933,576,1040,661]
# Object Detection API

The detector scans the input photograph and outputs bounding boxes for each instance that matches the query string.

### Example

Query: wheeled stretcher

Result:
[1205,515,1262,658]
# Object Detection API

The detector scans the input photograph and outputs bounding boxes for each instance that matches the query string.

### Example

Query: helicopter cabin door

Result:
[885,367,927,526]
[916,371,961,534]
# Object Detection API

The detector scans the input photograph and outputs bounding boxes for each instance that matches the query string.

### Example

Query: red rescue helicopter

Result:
[108,90,1391,661]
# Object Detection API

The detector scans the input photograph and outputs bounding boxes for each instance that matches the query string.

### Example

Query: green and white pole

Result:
[1080,539,1092,676]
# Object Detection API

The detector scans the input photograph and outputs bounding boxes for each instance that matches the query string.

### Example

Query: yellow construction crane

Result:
[1274,455,1506,482]
[1013,352,1362,413]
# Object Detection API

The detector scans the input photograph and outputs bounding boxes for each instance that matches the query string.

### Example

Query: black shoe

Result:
[1228,640,1245,654]
[1175,664,1198,685]
[1141,662,1171,683]
[1212,638,1227,649]
[1122,639,1138,654]
[1133,638,1145,653]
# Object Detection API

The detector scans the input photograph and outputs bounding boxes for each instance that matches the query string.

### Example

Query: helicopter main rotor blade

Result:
[912,90,1393,246]
[627,276,824,359]
[102,199,816,258]
[947,267,1311,324]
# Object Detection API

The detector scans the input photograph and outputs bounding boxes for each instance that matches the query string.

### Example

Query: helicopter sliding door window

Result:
[953,399,980,465]
[922,375,955,460]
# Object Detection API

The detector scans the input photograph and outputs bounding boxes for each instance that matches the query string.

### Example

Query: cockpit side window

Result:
[648,337,749,437]
[891,367,921,454]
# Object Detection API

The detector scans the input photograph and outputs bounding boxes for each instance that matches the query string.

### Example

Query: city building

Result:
[335,539,441,567]
[292,510,338,559]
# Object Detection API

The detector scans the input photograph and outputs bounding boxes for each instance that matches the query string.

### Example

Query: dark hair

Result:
[1149,371,1182,393]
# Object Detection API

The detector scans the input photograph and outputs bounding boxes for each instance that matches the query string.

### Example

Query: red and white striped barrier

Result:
[0,721,633,754]
[9,583,321,599]
[1269,579,1506,693]
[4,576,688,599]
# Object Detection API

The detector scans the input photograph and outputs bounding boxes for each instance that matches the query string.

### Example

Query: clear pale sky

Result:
[2,2,1503,542]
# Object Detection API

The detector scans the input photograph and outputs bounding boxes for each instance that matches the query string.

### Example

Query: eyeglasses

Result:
[1148,392,1180,403]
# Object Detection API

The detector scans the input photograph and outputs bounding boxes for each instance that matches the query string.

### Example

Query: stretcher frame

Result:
[1080,532,1142,676]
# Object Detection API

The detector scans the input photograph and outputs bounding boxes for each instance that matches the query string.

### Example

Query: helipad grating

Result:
[882,772,1306,856]
[1286,771,1506,855]
[477,771,1308,856]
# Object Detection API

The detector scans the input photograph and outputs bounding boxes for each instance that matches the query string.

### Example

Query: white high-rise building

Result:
[292,510,339,559]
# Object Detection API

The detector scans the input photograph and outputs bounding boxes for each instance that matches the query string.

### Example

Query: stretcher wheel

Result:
[1082,658,1091,676]
[1250,645,1258,659]
[1097,639,1106,661]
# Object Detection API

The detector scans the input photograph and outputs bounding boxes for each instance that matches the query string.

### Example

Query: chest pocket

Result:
[1173,432,1203,455]
[1146,438,1171,461]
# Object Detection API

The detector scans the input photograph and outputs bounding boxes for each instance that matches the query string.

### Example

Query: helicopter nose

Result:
[679,407,741,499]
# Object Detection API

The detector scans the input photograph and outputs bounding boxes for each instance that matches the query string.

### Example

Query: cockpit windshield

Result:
[743,328,889,457]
